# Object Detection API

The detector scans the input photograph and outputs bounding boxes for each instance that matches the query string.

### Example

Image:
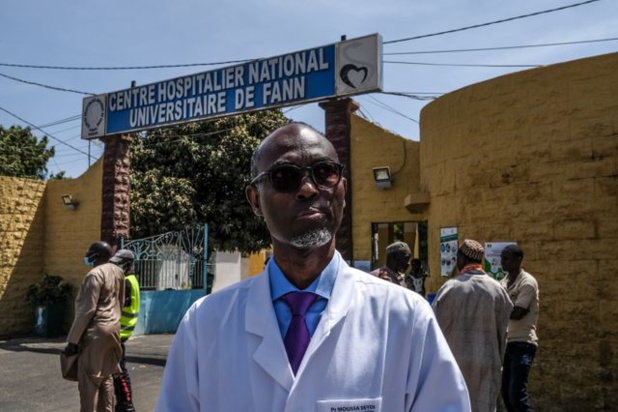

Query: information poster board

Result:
[440,227,458,277]
[484,241,516,280]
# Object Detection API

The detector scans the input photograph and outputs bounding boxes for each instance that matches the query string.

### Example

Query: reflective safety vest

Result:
[120,274,140,341]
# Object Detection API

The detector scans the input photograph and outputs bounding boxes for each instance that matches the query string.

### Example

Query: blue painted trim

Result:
[133,289,205,335]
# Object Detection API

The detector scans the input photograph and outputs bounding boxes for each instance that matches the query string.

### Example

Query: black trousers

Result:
[501,341,537,412]
[113,341,135,412]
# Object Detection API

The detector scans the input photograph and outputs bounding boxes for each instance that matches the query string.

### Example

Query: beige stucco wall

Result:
[0,159,103,335]
[44,159,103,285]
[350,116,424,264]
[421,52,618,410]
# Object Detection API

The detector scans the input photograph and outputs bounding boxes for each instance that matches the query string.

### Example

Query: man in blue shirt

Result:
[156,123,470,411]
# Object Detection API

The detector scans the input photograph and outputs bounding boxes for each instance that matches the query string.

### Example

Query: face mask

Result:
[119,262,132,273]
[83,256,94,268]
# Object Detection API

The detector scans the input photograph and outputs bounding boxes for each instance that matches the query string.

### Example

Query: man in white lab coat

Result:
[156,123,470,412]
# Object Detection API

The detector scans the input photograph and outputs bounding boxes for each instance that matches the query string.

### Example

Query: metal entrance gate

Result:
[121,225,211,334]
[122,225,210,291]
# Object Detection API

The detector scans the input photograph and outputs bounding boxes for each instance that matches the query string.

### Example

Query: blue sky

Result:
[1,0,616,178]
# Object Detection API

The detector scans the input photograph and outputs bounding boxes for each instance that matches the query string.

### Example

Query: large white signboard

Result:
[82,34,382,139]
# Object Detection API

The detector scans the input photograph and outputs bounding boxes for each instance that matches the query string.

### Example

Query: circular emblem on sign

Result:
[83,97,105,132]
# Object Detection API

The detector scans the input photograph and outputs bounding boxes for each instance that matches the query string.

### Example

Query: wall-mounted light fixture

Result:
[372,166,392,189]
[62,194,78,210]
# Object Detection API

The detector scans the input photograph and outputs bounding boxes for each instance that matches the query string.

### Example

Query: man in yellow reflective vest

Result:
[110,249,139,412]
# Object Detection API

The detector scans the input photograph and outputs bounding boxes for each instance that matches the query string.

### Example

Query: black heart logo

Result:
[340,64,368,89]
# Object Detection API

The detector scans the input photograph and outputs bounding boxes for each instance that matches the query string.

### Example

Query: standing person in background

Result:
[370,241,411,288]
[433,239,513,412]
[110,249,139,412]
[405,258,429,297]
[65,242,125,412]
[501,244,539,412]
[156,123,470,411]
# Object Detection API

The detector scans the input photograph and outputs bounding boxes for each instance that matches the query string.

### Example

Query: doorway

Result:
[371,221,428,273]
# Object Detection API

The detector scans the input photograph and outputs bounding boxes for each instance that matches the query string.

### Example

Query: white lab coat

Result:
[156,253,470,412]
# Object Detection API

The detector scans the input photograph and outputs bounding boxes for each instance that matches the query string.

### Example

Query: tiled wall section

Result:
[0,177,46,334]
[0,159,103,335]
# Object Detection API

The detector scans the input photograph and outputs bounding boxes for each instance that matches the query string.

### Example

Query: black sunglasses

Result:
[250,161,344,193]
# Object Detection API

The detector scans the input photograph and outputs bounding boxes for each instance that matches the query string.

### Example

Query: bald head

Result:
[86,241,112,267]
[245,122,346,253]
[250,123,338,178]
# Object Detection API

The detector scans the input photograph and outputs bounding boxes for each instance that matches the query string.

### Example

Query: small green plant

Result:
[26,274,73,305]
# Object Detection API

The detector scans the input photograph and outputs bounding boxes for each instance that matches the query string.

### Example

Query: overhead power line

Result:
[45,124,82,135]
[52,157,98,167]
[384,37,618,55]
[363,95,419,124]
[0,72,95,95]
[385,61,542,68]
[283,105,303,115]
[36,114,82,129]
[380,91,440,101]
[356,107,376,124]
[384,0,603,45]
[0,59,251,71]
[0,104,92,158]
[0,33,610,74]
[383,91,445,95]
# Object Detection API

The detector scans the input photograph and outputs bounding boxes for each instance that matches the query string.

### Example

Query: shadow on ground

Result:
[0,335,166,366]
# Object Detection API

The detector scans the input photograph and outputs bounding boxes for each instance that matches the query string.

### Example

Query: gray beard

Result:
[290,228,332,249]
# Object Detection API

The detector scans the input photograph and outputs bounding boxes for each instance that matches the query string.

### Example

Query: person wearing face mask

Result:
[109,249,139,412]
[65,242,125,412]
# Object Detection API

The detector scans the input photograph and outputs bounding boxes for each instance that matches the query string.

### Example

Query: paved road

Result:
[0,333,173,411]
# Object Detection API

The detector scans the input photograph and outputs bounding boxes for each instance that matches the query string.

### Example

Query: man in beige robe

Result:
[432,239,513,412]
[65,242,125,412]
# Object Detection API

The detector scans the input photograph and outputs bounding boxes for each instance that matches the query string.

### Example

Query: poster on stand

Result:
[440,227,458,277]
[484,241,517,280]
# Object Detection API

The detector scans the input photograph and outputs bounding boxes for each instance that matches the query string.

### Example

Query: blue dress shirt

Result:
[269,254,339,339]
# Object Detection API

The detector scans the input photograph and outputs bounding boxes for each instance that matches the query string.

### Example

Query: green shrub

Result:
[26,274,73,305]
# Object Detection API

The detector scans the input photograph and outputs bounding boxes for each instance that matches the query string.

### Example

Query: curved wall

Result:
[350,115,423,262]
[421,52,618,409]
[44,158,103,283]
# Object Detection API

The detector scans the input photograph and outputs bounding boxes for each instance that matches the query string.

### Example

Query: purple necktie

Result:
[283,291,318,374]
